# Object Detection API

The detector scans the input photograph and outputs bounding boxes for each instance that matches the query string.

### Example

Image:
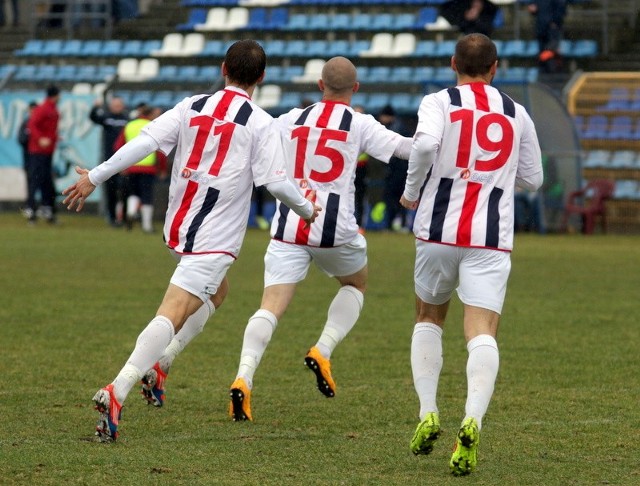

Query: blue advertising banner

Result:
[0,92,101,202]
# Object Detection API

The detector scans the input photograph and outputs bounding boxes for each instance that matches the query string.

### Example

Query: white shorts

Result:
[264,234,367,286]
[169,250,234,303]
[414,241,511,314]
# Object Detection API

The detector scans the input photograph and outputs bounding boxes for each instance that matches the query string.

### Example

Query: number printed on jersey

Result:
[290,125,348,190]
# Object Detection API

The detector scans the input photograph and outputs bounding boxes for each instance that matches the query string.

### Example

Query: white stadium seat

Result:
[225,7,249,30]
[360,33,394,57]
[195,7,228,32]
[256,84,282,109]
[117,58,139,81]
[293,59,325,83]
[71,82,93,95]
[151,33,184,56]
[137,58,159,80]
[392,33,416,56]
[182,33,205,56]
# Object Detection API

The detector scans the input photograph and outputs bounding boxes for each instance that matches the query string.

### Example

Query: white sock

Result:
[236,309,278,389]
[464,334,499,430]
[411,322,443,419]
[141,204,154,232]
[158,300,214,373]
[126,195,140,219]
[316,286,364,359]
[112,316,175,404]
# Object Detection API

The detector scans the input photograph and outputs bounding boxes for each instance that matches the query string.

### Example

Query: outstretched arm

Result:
[265,179,321,226]
[400,132,438,210]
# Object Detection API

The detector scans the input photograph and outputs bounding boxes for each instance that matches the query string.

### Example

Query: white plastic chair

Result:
[225,7,249,30]
[360,33,394,57]
[182,33,205,56]
[195,7,228,31]
[256,84,282,109]
[71,82,92,95]
[391,33,416,56]
[137,58,159,80]
[151,33,184,56]
[117,58,139,81]
[292,59,325,83]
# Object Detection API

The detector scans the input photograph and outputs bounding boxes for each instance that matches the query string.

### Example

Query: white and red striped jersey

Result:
[142,87,288,257]
[271,101,406,247]
[410,82,542,251]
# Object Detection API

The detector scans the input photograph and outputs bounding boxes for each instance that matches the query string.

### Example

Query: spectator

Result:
[440,0,499,37]
[379,104,411,232]
[252,185,271,230]
[114,104,167,233]
[527,0,568,73]
[26,85,61,224]
[0,0,19,26]
[17,101,37,218]
[89,96,129,227]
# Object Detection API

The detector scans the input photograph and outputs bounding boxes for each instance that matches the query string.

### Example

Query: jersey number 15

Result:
[291,126,348,183]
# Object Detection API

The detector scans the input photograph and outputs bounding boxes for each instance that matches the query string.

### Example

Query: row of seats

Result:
[178,7,462,32]
[0,60,538,86]
[575,115,640,141]
[583,150,640,169]
[596,87,640,112]
[14,35,597,60]
[180,0,459,6]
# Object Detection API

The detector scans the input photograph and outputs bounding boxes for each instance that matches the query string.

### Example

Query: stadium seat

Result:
[413,40,437,57]
[434,40,456,57]
[263,39,286,56]
[360,33,394,57]
[370,13,394,31]
[268,8,288,29]
[156,64,180,82]
[610,150,636,168]
[256,84,281,109]
[394,13,416,30]
[292,58,325,83]
[60,40,83,56]
[308,13,331,30]
[14,64,38,81]
[102,40,124,56]
[195,7,228,31]
[414,66,435,82]
[306,40,330,57]
[14,40,46,57]
[629,88,640,111]
[198,65,221,82]
[283,40,307,57]
[368,93,391,112]
[226,7,249,29]
[414,7,438,28]
[201,40,226,56]
[366,66,391,83]
[41,40,64,57]
[177,8,207,30]
[596,87,630,112]
[55,64,78,82]
[285,13,309,30]
[425,15,453,31]
[183,33,205,55]
[245,7,267,29]
[502,39,528,57]
[391,33,416,56]
[326,39,350,57]
[278,92,302,111]
[151,33,184,56]
[120,40,145,57]
[351,13,372,31]
[571,40,598,57]
[582,150,611,168]
[389,66,414,83]
[71,82,93,95]
[76,65,98,82]
[351,92,368,108]
[608,116,634,140]
[117,58,139,81]
[331,13,351,30]
[581,115,609,139]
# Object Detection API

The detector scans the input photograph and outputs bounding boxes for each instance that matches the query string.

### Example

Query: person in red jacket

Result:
[113,104,167,233]
[26,85,60,224]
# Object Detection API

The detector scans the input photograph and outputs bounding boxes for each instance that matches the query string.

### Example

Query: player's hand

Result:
[303,190,322,228]
[62,166,96,212]
[400,195,419,210]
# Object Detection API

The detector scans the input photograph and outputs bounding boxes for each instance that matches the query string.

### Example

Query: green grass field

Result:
[1,212,639,485]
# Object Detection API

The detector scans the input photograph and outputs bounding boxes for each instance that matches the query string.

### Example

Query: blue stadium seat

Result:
[370,13,394,31]
[41,40,64,57]
[414,66,435,82]
[306,40,330,57]
[177,8,207,30]
[394,13,416,30]
[14,64,38,81]
[413,40,437,57]
[279,92,302,111]
[434,40,456,57]
[181,65,200,80]
[326,39,350,57]
[14,40,46,57]
[142,40,163,55]
[351,13,372,30]
[80,40,103,57]
[97,65,117,80]
[434,66,455,83]
[367,92,391,112]
[348,40,370,57]
[264,40,286,57]
[264,65,283,83]
[597,87,630,112]
[60,40,83,56]
[502,39,527,57]
[351,92,368,108]
[152,90,176,107]
[198,65,220,82]
[367,66,391,83]
[608,116,634,140]
[630,89,640,111]
[120,40,144,57]
[283,40,307,57]
[75,65,98,82]
[102,40,124,57]
[390,66,414,83]
[572,40,598,57]
[268,8,288,29]
[282,65,304,81]
[201,40,225,56]
[34,64,58,82]
[581,115,608,139]
[308,13,331,30]
[156,65,179,82]
[245,7,267,29]
[331,13,351,30]
[285,14,309,30]
[414,7,438,28]
[55,64,78,82]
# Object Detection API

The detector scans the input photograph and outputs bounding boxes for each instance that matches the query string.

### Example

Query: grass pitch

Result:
[1,212,639,485]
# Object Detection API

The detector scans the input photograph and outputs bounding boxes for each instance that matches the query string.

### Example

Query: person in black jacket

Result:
[89,96,129,227]
[18,101,37,219]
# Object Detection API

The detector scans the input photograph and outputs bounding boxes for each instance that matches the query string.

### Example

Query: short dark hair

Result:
[46,85,60,97]
[454,34,498,78]
[224,40,266,87]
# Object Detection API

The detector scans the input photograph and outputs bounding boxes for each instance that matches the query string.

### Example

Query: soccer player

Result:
[227,56,413,421]
[400,33,543,475]
[62,40,321,442]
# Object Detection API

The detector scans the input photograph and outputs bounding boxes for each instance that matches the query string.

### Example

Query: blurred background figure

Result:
[0,0,19,27]
[440,0,499,37]
[90,96,130,227]
[379,104,411,233]
[25,85,61,224]
[353,105,370,234]
[527,0,568,73]
[114,104,167,233]
[17,101,37,218]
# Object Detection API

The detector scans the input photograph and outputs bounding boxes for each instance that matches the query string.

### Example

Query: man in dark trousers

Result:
[26,85,60,224]
[18,101,37,219]
[89,96,129,226]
